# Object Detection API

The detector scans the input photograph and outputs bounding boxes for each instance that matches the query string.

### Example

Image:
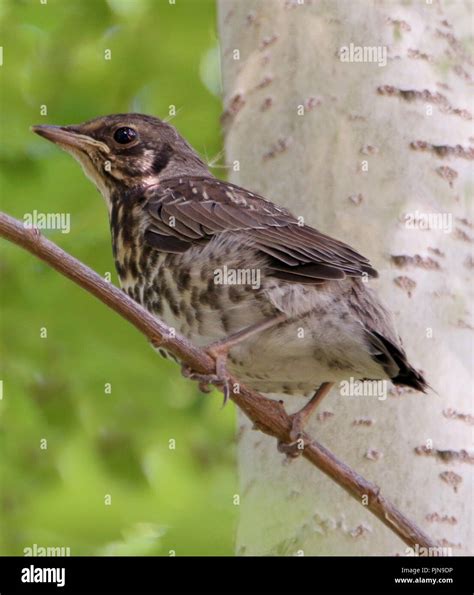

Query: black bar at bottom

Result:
[0,555,471,593]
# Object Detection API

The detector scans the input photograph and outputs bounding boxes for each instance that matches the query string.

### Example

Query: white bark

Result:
[218,0,473,556]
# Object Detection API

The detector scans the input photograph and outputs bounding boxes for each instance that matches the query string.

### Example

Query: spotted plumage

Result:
[32,113,427,397]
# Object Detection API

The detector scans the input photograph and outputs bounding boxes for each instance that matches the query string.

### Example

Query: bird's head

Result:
[32,113,210,205]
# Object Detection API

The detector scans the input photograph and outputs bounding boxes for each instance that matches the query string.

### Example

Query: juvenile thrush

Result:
[32,113,427,441]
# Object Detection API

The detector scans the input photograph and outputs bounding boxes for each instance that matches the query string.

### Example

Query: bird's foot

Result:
[180,364,219,394]
[277,414,308,458]
[180,341,234,403]
[277,436,306,458]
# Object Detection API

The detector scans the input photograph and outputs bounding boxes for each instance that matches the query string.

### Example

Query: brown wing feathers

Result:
[144,177,378,283]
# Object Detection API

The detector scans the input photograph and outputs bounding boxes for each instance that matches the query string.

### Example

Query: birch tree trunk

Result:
[218,0,473,556]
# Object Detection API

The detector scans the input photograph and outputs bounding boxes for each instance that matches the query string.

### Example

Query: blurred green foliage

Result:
[0,0,238,556]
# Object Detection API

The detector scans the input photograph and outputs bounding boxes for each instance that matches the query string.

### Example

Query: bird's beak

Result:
[31,125,109,153]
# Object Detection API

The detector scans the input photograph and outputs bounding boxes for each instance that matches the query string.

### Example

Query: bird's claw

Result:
[277,435,306,459]
[180,364,219,393]
[181,350,232,403]
[277,413,308,459]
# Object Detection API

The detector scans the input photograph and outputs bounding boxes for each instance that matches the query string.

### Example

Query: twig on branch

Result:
[0,211,437,551]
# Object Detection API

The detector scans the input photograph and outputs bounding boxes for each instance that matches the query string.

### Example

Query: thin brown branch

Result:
[0,211,437,551]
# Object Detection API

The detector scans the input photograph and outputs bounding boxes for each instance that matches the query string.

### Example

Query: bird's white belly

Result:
[228,315,386,395]
[154,280,386,396]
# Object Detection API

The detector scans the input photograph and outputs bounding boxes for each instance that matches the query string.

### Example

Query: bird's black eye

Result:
[113,127,137,144]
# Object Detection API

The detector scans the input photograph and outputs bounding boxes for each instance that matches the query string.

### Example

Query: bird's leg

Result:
[182,314,287,401]
[278,382,334,457]
[207,314,287,403]
[209,313,287,353]
[289,381,334,439]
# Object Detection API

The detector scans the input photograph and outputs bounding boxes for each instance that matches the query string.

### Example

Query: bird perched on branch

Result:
[32,113,427,446]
